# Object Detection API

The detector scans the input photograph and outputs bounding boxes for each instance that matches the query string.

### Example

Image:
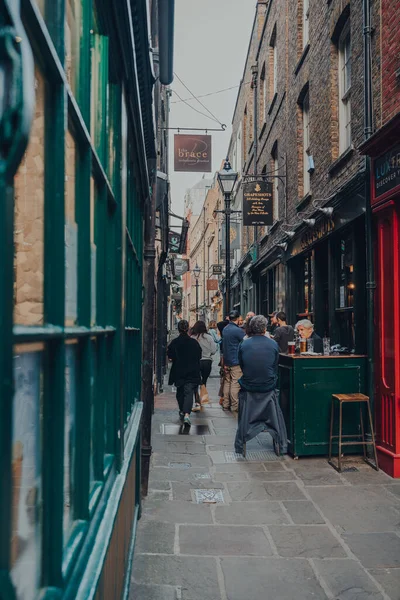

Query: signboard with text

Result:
[174,134,212,172]
[212,264,223,275]
[374,144,400,200]
[168,230,181,253]
[243,181,273,226]
[207,279,219,291]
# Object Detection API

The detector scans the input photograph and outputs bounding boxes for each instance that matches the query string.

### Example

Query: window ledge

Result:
[258,121,267,140]
[268,92,278,116]
[294,43,310,75]
[329,146,355,176]
[296,192,312,211]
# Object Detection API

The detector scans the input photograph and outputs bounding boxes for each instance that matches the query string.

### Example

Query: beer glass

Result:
[307,338,314,353]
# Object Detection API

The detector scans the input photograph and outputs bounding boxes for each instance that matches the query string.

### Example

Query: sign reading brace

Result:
[174,134,212,172]
[243,181,273,226]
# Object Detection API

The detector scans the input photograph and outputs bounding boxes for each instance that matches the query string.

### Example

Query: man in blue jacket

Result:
[221,310,245,413]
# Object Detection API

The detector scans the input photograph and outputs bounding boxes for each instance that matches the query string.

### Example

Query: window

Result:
[66,0,82,97]
[269,28,277,102]
[302,90,310,195]
[243,105,248,158]
[338,23,351,153]
[303,0,309,48]
[271,144,279,221]
[260,64,266,123]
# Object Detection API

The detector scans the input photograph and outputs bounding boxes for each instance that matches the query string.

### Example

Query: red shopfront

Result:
[363,115,400,478]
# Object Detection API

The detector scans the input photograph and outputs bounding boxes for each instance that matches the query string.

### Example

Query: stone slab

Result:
[152,434,206,443]
[131,584,178,600]
[269,525,347,558]
[295,469,345,486]
[179,525,272,556]
[132,555,221,600]
[152,453,211,467]
[313,559,383,600]
[213,472,248,482]
[247,471,296,482]
[214,501,288,525]
[135,521,175,554]
[283,501,325,524]
[220,557,328,600]
[226,482,269,501]
[343,532,400,568]
[341,470,395,486]
[214,463,265,473]
[149,467,210,483]
[263,482,307,500]
[151,440,207,454]
[171,481,224,501]
[148,480,171,491]
[207,450,228,464]
[308,486,400,533]
[368,568,400,599]
[385,484,400,499]
[142,498,213,524]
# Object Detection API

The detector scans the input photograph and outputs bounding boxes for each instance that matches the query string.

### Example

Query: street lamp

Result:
[193,263,201,320]
[217,159,238,316]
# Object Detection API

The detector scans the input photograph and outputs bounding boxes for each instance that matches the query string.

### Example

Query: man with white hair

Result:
[295,319,323,353]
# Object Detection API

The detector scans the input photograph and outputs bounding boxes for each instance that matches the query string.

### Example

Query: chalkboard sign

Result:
[243,181,273,226]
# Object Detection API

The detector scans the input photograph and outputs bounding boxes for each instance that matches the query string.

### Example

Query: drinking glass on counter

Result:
[300,338,307,353]
[323,337,331,355]
[307,338,314,353]
[288,341,295,355]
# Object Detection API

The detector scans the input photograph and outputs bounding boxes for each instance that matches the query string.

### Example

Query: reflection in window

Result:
[14,68,45,325]
[11,350,43,600]
[64,344,77,544]
[339,235,355,308]
[65,131,78,325]
[66,0,82,97]
[339,22,351,153]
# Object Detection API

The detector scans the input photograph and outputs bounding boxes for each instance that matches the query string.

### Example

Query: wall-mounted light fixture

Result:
[282,230,295,239]
[307,155,315,174]
[277,242,288,251]
[317,206,334,217]
[303,218,316,227]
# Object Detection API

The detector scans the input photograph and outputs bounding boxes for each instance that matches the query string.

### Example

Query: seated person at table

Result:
[273,311,294,353]
[295,319,323,353]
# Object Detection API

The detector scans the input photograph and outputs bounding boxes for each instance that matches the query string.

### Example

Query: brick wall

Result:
[381,0,400,124]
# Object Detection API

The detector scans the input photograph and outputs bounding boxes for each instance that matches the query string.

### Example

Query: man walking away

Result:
[273,311,294,353]
[235,315,287,456]
[167,320,201,427]
[222,310,245,413]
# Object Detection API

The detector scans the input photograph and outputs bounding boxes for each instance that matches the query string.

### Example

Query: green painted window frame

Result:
[0,0,144,597]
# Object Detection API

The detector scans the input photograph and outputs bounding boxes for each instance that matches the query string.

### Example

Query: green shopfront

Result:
[0,0,167,598]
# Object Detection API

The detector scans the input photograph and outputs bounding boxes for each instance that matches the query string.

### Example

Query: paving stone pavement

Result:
[130,362,400,600]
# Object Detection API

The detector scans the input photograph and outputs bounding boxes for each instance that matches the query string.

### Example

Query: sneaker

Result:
[183,415,191,427]
[192,403,201,412]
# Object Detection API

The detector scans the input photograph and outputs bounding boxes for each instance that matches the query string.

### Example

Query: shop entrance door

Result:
[375,204,400,477]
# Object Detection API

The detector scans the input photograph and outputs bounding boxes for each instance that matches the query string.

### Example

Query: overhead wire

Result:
[171,81,252,104]
[172,89,222,125]
[174,72,225,126]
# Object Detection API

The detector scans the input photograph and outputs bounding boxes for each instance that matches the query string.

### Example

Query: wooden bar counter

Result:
[278,354,367,458]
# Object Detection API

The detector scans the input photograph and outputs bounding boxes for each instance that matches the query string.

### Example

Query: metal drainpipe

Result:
[252,63,258,244]
[363,0,375,418]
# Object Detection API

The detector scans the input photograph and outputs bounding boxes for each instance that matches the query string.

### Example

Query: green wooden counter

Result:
[278,354,367,458]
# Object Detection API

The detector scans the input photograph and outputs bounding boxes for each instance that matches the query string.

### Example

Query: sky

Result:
[168,0,256,225]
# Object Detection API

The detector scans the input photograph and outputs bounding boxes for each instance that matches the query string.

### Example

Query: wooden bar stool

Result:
[328,393,379,473]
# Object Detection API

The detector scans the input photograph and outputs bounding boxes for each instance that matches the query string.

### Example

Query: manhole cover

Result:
[224,450,280,462]
[193,489,225,504]
[160,424,210,435]
[194,473,212,479]
[168,462,192,469]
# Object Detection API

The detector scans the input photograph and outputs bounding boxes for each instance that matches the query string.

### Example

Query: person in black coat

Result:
[167,320,201,427]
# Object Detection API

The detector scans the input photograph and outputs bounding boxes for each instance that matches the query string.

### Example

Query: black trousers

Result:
[200,359,212,387]
[176,382,197,414]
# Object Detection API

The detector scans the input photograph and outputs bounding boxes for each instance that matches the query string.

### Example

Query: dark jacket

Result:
[221,322,245,366]
[167,334,202,386]
[238,335,279,392]
[273,325,294,353]
[311,331,323,354]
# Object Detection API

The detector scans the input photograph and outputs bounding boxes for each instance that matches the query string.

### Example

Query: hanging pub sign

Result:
[221,222,240,250]
[243,181,273,226]
[173,258,189,277]
[168,230,181,253]
[212,264,223,275]
[207,279,219,291]
[374,143,400,199]
[174,134,212,172]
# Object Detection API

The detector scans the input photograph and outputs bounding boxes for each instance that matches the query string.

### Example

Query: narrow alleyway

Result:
[131,362,400,600]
